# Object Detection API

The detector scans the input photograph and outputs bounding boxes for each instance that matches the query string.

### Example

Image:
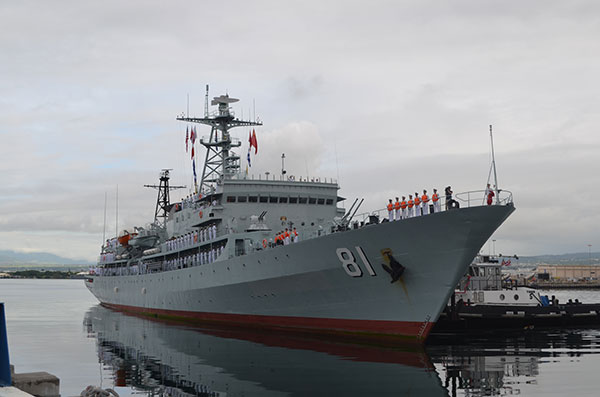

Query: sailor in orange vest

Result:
[421,190,430,215]
[400,196,407,219]
[387,199,394,222]
[394,197,401,221]
[292,227,299,243]
[432,188,440,213]
[284,228,291,245]
[407,195,414,218]
[414,192,421,217]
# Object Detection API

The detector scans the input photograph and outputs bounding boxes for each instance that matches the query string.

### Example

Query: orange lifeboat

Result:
[117,230,137,246]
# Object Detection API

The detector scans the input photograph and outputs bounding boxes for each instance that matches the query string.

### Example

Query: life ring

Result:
[199,211,203,218]
[262,239,267,249]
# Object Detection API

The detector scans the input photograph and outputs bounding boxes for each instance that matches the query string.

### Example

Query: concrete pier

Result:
[0,303,60,397]
[10,367,59,397]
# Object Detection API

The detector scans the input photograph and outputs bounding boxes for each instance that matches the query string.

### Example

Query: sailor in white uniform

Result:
[400,196,407,220]
[407,195,414,218]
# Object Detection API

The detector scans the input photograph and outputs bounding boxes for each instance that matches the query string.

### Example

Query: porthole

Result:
[514,294,520,301]
[499,294,505,301]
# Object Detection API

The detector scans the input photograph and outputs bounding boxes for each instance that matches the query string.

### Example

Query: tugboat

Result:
[434,254,600,331]
[85,91,515,343]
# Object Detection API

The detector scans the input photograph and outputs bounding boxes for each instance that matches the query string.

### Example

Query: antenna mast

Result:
[204,85,209,118]
[281,153,286,176]
[102,191,107,246]
[144,169,186,226]
[177,94,262,195]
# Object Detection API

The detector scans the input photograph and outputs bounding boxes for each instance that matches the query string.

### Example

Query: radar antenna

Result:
[177,94,262,195]
[144,169,185,226]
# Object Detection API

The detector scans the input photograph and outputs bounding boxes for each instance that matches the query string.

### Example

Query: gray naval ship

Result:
[85,93,515,343]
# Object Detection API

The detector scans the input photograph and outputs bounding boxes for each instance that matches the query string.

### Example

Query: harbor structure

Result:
[536,265,600,280]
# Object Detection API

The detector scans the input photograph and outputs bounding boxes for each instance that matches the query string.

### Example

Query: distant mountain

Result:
[0,249,93,267]
[516,252,600,267]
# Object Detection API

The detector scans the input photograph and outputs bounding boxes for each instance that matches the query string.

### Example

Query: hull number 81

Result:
[336,247,376,277]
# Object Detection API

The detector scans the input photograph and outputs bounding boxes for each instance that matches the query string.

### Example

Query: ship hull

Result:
[86,204,514,342]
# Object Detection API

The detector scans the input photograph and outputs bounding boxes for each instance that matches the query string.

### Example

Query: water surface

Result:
[2,279,600,396]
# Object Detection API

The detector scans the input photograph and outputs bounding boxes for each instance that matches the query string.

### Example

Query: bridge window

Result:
[249,196,258,203]
[308,198,317,204]
[269,197,278,203]
[226,196,236,203]
[238,196,247,203]
[317,198,325,205]
[259,196,268,203]
[279,197,288,204]
[326,199,333,205]
[289,197,298,204]
[299,197,308,204]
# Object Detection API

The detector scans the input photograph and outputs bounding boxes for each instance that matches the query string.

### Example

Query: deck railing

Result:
[455,189,513,208]
[349,189,514,226]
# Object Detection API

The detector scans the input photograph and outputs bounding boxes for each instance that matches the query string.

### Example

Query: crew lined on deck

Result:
[387,188,443,221]
[273,228,299,246]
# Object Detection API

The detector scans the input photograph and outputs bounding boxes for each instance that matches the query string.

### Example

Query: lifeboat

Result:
[117,230,137,246]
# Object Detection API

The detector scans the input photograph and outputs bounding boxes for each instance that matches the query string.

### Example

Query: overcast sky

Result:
[1,0,599,262]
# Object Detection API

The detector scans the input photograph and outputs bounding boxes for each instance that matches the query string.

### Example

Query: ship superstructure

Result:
[86,93,515,342]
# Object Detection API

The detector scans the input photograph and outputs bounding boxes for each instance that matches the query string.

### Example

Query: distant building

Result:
[0,272,11,279]
[536,265,600,280]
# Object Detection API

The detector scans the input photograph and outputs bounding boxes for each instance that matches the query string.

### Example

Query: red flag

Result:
[191,126,196,144]
[185,126,189,152]
[191,146,195,159]
[251,129,258,154]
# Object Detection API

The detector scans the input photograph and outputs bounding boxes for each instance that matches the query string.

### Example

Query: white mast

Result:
[489,125,500,204]
[102,191,107,246]
[115,185,119,237]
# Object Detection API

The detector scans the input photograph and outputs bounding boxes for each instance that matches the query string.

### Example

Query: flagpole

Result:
[102,191,107,246]
[490,125,499,204]
[115,185,119,238]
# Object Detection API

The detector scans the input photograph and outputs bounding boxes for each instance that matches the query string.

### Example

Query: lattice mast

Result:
[144,169,185,226]
[176,94,262,195]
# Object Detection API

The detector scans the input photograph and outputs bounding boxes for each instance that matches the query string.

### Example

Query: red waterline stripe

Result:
[103,303,434,341]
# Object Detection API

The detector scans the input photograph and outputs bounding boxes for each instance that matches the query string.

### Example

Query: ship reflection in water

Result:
[84,305,600,397]
[83,305,447,396]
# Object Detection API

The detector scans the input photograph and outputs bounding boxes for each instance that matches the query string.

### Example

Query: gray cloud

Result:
[1,0,599,260]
